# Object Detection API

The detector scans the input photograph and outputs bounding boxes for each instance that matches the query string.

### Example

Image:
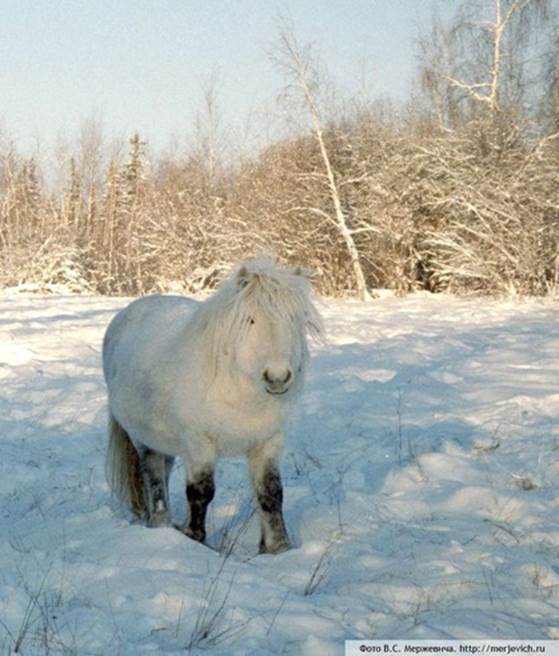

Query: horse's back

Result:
[102,294,198,383]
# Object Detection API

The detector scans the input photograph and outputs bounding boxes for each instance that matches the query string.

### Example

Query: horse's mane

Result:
[190,257,323,378]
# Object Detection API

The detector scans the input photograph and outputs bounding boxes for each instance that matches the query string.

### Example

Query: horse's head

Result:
[236,306,300,396]
[214,258,323,398]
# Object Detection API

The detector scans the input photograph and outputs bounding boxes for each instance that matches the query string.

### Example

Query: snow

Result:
[0,291,558,654]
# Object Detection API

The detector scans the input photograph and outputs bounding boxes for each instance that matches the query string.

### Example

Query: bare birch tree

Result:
[270,18,372,300]
[420,0,554,130]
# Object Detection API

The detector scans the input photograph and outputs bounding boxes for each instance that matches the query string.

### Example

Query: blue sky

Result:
[0,1,453,155]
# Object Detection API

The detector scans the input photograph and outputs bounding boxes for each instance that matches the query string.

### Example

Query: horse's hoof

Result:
[147,512,172,528]
[180,525,206,544]
[259,539,291,555]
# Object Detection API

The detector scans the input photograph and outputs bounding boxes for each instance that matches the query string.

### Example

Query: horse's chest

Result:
[221,403,278,439]
[184,393,285,455]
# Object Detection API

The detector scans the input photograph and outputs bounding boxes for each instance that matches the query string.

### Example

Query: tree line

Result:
[1,0,558,298]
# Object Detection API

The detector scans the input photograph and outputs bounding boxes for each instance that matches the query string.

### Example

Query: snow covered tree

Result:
[62,157,82,228]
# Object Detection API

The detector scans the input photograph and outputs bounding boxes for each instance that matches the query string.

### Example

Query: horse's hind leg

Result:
[138,447,173,528]
[248,438,290,555]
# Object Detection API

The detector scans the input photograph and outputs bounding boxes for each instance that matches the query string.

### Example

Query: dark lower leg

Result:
[253,462,290,554]
[184,467,215,543]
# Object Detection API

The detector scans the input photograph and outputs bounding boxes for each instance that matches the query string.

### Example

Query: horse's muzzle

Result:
[265,386,290,396]
[263,368,292,395]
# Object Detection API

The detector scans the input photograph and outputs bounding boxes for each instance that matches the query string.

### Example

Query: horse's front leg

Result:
[182,443,216,544]
[248,436,291,554]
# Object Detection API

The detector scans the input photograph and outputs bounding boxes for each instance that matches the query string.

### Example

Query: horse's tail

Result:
[105,413,146,516]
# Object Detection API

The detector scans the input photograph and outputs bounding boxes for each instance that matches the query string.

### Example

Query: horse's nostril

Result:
[263,369,292,386]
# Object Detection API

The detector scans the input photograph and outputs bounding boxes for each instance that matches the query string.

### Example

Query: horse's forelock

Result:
[204,258,323,357]
[236,265,320,337]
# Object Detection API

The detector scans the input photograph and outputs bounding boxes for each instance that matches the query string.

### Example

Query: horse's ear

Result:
[293,266,315,282]
[237,266,250,289]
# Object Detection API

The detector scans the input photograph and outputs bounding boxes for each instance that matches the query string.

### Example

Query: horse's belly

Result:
[132,420,186,455]
[109,391,187,457]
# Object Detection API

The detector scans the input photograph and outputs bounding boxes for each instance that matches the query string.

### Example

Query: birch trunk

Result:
[274,25,372,301]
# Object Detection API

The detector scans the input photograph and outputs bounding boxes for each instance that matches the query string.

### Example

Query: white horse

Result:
[103,257,323,554]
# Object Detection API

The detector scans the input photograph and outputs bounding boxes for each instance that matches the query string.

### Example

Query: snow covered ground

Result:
[0,291,558,655]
